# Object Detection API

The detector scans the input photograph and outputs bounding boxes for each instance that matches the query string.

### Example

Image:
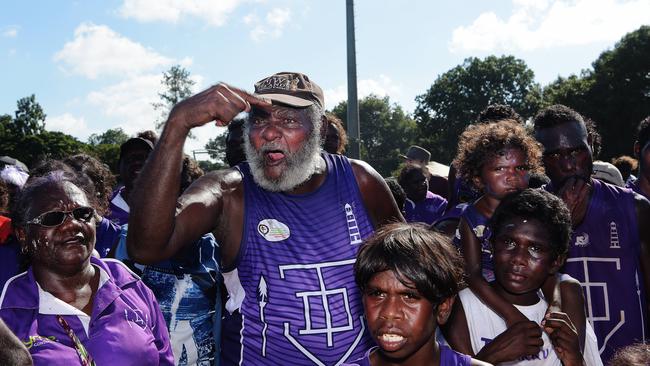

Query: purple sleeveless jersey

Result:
[341,344,472,366]
[627,179,648,200]
[453,204,494,282]
[223,153,375,365]
[557,179,647,362]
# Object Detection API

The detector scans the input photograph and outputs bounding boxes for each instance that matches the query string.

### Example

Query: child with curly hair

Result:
[452,120,587,349]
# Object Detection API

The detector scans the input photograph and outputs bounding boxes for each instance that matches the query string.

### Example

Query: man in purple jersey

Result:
[533,104,650,362]
[629,116,650,199]
[127,72,403,365]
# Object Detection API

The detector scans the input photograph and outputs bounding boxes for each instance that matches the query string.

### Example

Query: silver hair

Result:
[243,104,324,192]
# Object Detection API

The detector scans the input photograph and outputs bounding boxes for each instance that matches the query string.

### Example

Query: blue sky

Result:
[1,0,649,154]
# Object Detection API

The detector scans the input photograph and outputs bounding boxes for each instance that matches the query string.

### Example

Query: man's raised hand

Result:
[166,83,271,132]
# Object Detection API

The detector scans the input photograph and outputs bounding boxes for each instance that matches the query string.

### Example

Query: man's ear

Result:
[634,141,641,159]
[549,254,566,275]
[436,296,456,325]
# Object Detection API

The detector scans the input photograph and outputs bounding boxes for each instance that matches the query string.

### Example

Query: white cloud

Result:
[118,0,244,27]
[86,72,204,135]
[53,22,174,79]
[244,8,291,42]
[450,0,650,52]
[86,74,161,134]
[324,75,402,110]
[47,113,92,140]
[2,26,18,38]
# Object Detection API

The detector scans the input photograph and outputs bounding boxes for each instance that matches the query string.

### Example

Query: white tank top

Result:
[458,288,603,366]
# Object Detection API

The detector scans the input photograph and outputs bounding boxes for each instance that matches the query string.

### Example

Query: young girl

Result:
[345,223,489,366]
[452,120,586,346]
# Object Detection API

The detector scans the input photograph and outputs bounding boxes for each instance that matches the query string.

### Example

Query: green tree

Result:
[204,132,227,162]
[542,72,592,111]
[542,26,650,159]
[11,94,46,136]
[332,95,418,177]
[198,160,226,172]
[6,131,87,168]
[153,65,196,135]
[87,143,122,174]
[88,127,130,146]
[586,25,650,158]
[0,98,87,169]
[414,55,543,164]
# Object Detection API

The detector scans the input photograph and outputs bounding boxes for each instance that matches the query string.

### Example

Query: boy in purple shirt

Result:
[344,223,488,366]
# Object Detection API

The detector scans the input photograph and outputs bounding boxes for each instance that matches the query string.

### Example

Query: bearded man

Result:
[127,72,403,366]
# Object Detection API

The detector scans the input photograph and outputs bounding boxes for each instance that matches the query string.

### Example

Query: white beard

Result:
[243,124,323,192]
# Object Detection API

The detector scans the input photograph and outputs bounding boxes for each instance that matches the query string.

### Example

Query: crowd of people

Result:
[0,71,649,365]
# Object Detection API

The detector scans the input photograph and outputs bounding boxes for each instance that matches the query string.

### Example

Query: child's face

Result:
[492,217,562,305]
[363,270,452,364]
[476,147,529,199]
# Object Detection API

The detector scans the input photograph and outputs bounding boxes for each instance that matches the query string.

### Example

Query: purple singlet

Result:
[452,203,494,282]
[558,179,647,362]
[222,153,375,365]
[341,344,472,366]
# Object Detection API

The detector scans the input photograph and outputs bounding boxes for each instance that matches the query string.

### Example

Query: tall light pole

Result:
[346,0,361,159]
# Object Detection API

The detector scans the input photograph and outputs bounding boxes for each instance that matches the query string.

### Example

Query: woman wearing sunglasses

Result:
[0,170,174,365]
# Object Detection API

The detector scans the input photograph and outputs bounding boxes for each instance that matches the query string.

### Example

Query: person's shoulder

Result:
[0,271,32,309]
[347,158,384,189]
[340,346,374,366]
[201,167,243,186]
[594,178,635,197]
[183,167,244,198]
[469,358,493,366]
[97,258,141,287]
[457,287,476,305]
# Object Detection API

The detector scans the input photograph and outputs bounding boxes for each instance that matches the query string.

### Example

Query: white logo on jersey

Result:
[473,225,486,238]
[344,204,363,245]
[278,259,366,365]
[609,222,620,248]
[257,275,269,356]
[257,219,290,242]
[566,257,625,355]
[575,233,590,247]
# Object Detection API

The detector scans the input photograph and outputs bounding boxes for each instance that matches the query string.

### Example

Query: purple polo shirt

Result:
[0,256,174,365]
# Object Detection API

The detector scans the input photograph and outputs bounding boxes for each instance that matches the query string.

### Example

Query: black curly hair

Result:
[490,189,571,260]
[64,154,116,215]
[453,120,544,190]
[532,104,585,131]
[477,104,524,124]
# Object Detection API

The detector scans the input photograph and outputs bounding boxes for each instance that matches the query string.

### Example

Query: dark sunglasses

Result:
[27,206,95,227]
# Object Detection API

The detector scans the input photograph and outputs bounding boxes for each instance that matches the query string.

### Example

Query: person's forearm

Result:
[127,119,188,263]
[468,273,524,325]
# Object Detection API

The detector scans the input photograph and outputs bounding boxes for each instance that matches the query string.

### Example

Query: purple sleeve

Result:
[139,282,174,365]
